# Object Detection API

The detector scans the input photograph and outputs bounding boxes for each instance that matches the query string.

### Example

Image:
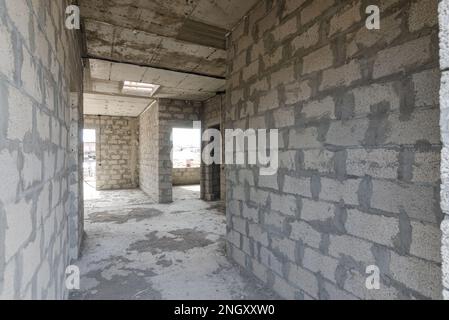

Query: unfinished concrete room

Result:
[1,0,449,304]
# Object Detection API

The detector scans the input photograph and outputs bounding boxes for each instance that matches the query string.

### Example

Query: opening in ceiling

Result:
[122,81,160,97]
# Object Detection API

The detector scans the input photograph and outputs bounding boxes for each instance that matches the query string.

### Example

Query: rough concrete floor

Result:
[70,183,278,300]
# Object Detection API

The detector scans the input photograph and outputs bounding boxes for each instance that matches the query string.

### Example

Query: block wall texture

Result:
[139,102,160,201]
[84,115,139,190]
[0,0,83,299]
[173,167,200,186]
[201,95,226,201]
[226,0,442,299]
[439,0,449,300]
[159,99,202,202]
[139,99,200,203]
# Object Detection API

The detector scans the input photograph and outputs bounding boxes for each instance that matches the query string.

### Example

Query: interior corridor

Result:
[70,183,277,300]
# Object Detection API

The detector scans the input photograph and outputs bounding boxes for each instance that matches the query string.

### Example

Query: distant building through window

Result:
[172,128,201,168]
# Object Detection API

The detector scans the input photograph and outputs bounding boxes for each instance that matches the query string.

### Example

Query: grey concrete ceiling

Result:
[80,0,257,115]
[80,0,259,77]
[84,93,153,117]
[86,59,226,101]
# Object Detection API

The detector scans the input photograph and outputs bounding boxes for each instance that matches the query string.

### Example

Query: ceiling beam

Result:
[82,55,226,80]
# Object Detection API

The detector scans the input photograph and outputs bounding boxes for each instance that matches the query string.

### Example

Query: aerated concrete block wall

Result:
[139,99,200,203]
[173,168,200,186]
[0,0,83,299]
[159,99,201,202]
[225,0,442,299]
[201,95,226,201]
[439,0,449,300]
[139,102,160,201]
[84,115,139,190]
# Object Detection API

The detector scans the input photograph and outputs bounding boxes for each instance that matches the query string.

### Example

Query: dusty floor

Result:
[70,183,278,300]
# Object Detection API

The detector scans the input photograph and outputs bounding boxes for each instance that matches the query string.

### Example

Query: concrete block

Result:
[251,258,269,283]
[231,245,247,268]
[303,149,334,173]
[227,229,241,248]
[320,60,362,91]
[271,65,295,88]
[273,16,298,42]
[319,178,359,205]
[409,0,438,32]
[248,223,269,247]
[262,47,283,69]
[272,274,297,300]
[346,149,399,179]
[257,8,278,38]
[284,80,312,105]
[302,45,334,75]
[351,82,401,116]
[371,179,436,223]
[410,221,441,263]
[6,85,33,141]
[270,193,298,216]
[390,251,442,299]
[373,36,432,79]
[301,0,334,25]
[413,151,440,183]
[283,0,307,17]
[242,60,259,82]
[0,21,15,81]
[260,246,283,275]
[386,109,440,145]
[242,203,259,223]
[329,2,362,36]
[345,209,399,247]
[259,174,279,190]
[5,199,33,262]
[291,22,320,52]
[412,68,439,108]
[0,149,19,204]
[287,262,319,298]
[328,234,375,264]
[22,152,42,189]
[289,127,322,149]
[302,247,339,282]
[259,90,279,113]
[37,109,50,141]
[264,210,285,231]
[21,46,42,103]
[279,151,296,171]
[21,232,42,290]
[273,107,295,128]
[289,220,321,248]
[302,97,335,119]
[249,187,269,206]
[249,78,269,95]
[271,236,297,261]
[326,118,369,147]
[301,199,334,222]
[283,175,311,197]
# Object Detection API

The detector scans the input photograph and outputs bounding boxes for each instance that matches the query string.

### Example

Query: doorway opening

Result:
[172,127,201,200]
[83,129,97,199]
